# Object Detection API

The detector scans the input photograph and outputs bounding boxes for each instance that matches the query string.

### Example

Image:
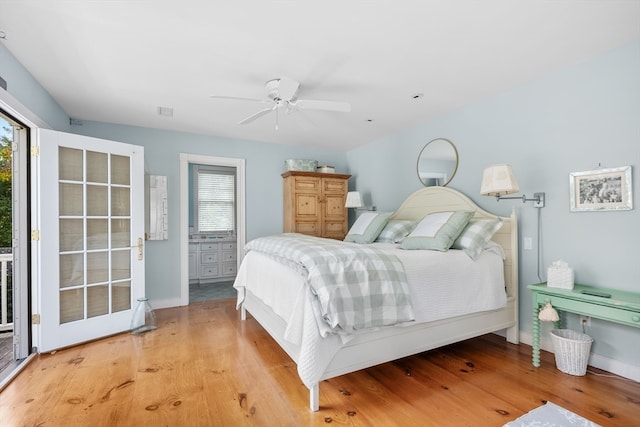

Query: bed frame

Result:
[239,186,519,411]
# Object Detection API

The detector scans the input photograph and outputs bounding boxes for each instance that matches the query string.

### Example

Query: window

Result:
[193,165,236,234]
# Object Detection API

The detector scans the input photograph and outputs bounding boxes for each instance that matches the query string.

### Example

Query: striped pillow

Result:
[375,220,417,243]
[452,218,503,260]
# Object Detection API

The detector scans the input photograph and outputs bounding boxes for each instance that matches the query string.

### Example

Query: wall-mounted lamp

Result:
[480,164,545,208]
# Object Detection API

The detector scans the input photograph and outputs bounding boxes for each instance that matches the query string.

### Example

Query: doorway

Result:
[0,109,30,386]
[179,154,245,306]
[189,163,237,302]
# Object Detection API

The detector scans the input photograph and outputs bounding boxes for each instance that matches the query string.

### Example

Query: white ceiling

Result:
[1,1,638,150]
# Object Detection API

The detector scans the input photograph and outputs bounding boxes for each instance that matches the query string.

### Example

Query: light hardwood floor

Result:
[1,298,638,426]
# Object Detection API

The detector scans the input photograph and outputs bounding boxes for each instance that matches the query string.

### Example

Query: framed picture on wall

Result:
[569,166,633,212]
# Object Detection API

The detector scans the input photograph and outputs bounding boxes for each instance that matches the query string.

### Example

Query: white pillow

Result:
[400,210,474,251]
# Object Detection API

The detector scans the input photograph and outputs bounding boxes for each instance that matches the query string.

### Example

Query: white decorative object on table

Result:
[547,259,574,289]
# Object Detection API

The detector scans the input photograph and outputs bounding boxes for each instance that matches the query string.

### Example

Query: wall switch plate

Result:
[523,237,533,250]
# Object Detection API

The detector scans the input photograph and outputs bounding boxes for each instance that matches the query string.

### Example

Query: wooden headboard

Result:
[389,186,519,301]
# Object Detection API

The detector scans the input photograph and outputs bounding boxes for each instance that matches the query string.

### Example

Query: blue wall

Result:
[66,122,348,301]
[347,41,640,369]
[0,44,70,132]
[1,39,638,371]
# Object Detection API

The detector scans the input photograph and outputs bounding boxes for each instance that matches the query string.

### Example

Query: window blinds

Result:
[196,166,235,233]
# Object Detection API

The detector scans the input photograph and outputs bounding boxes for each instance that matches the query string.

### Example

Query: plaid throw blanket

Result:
[245,233,415,334]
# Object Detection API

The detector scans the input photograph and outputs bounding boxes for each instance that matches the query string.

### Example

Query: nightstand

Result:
[528,282,640,367]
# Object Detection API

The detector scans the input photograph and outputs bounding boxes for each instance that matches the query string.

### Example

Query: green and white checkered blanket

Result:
[245,233,415,334]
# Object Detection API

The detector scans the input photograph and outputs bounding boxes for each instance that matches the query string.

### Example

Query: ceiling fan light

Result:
[222,76,351,129]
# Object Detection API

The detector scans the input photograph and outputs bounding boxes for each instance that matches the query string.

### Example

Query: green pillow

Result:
[344,212,391,244]
[375,220,417,243]
[452,218,503,260]
[400,211,474,251]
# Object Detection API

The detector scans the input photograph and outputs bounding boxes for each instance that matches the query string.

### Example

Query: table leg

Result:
[532,300,541,367]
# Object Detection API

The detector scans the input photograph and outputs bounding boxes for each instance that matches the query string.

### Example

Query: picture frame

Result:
[569,166,633,212]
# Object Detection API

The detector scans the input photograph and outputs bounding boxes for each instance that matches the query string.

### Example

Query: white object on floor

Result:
[503,401,600,427]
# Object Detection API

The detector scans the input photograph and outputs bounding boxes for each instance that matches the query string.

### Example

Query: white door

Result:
[35,129,145,352]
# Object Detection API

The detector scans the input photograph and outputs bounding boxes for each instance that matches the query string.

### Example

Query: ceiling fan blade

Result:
[295,99,351,112]
[210,95,269,104]
[277,77,300,100]
[238,105,277,125]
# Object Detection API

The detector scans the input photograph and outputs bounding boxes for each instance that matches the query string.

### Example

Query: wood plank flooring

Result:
[0,332,13,373]
[1,298,638,426]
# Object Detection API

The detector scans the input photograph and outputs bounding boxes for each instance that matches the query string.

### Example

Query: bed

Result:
[234,186,519,411]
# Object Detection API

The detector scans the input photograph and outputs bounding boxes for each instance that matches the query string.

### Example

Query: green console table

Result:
[528,282,640,367]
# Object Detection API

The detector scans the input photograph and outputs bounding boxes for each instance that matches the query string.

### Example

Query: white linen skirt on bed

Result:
[234,243,507,388]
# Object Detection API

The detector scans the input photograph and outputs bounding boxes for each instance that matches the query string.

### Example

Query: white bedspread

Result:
[234,242,506,387]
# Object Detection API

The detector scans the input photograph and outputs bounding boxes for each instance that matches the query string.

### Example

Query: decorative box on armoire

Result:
[282,171,351,240]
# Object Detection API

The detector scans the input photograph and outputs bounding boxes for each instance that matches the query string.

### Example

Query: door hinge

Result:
[30,146,40,156]
[31,230,40,240]
[32,314,41,325]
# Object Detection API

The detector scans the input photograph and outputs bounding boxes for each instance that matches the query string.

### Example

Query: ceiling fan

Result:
[211,77,351,129]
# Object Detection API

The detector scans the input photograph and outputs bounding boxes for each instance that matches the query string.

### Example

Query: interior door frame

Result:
[179,153,246,306]
[9,118,29,360]
[0,89,49,384]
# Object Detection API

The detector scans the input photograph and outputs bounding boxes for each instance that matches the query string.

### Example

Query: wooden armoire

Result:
[282,171,351,240]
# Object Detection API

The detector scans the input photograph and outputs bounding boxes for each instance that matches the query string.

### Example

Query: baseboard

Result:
[518,330,640,382]
[149,297,186,310]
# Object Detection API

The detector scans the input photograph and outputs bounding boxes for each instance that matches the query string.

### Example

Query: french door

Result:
[35,129,145,352]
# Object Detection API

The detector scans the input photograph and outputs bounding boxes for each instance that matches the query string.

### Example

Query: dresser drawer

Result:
[200,265,219,278]
[201,252,219,264]
[324,221,346,234]
[200,242,218,251]
[220,242,236,251]
[221,251,236,262]
[323,179,347,193]
[541,294,640,328]
[221,263,237,276]
[294,177,320,191]
[295,222,318,234]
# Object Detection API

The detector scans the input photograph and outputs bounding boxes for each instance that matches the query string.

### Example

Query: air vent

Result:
[157,106,174,117]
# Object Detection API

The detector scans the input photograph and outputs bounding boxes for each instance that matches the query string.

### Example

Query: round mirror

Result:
[417,138,459,187]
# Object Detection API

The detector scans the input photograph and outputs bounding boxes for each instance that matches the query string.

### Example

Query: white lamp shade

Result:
[345,191,363,208]
[480,164,520,196]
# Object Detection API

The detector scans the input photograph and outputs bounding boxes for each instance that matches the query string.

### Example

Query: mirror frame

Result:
[416,138,459,187]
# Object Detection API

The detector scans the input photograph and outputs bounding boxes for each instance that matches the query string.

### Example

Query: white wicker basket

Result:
[550,329,593,376]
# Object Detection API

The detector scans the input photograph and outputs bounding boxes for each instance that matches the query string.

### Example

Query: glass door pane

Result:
[58,148,133,324]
